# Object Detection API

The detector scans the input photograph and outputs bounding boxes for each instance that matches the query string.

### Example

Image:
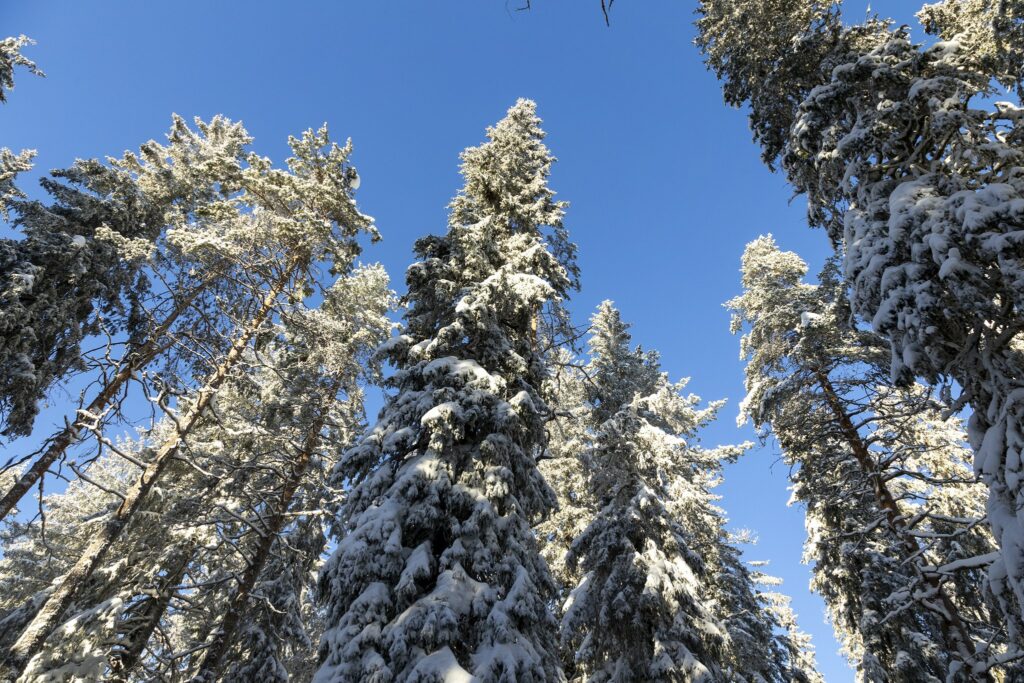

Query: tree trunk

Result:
[0,284,206,523]
[0,269,292,678]
[187,396,333,682]
[106,542,196,683]
[815,370,991,682]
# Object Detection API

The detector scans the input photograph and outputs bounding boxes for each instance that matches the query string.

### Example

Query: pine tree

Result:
[544,302,811,683]
[729,236,1021,681]
[0,115,257,516]
[315,99,576,683]
[186,266,394,682]
[0,438,183,682]
[0,265,389,681]
[0,452,137,650]
[219,513,326,683]
[0,119,377,677]
[0,123,177,441]
[705,543,827,683]
[697,0,1024,620]
[560,302,741,683]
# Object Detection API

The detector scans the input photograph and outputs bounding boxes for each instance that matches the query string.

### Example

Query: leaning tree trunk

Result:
[106,542,197,683]
[0,266,295,678]
[0,282,208,523]
[106,412,301,683]
[815,370,991,682]
[187,390,335,682]
[104,470,228,683]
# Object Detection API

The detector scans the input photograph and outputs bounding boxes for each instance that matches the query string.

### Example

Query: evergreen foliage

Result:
[697,0,1024,624]
[315,99,576,683]
[730,236,1021,681]
[5,19,996,680]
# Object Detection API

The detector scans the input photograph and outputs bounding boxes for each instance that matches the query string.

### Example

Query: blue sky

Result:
[2,1,926,679]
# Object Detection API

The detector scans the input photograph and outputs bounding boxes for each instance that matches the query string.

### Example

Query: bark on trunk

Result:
[815,370,991,682]
[188,397,332,682]
[0,284,205,523]
[0,270,291,678]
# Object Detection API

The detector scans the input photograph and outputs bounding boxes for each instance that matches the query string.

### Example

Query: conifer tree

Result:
[0,93,186,442]
[0,35,40,103]
[560,302,741,683]
[697,0,1024,614]
[0,452,135,646]
[0,115,258,517]
[536,349,592,607]
[0,35,40,216]
[187,266,394,682]
[0,119,377,678]
[316,99,576,682]
[729,236,1022,681]
[753,575,824,683]
[0,265,389,681]
[0,439,183,681]
[218,513,326,682]
[541,302,815,683]
[706,532,790,683]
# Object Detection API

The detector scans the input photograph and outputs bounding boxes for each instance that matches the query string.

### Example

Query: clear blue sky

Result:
[2,2,921,679]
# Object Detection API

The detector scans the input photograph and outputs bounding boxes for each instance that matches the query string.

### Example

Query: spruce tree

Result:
[706,532,792,683]
[316,99,576,682]
[0,35,40,217]
[536,349,592,610]
[0,35,40,103]
[560,302,742,683]
[753,574,825,683]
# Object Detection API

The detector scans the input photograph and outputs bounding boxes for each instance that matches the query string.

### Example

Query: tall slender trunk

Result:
[0,268,293,678]
[106,424,278,682]
[815,371,991,682]
[0,283,206,523]
[188,395,333,682]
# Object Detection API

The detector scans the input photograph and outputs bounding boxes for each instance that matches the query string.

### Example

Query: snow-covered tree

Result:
[560,301,742,682]
[0,35,40,104]
[536,349,592,609]
[706,532,794,683]
[542,302,814,683]
[729,236,1022,680]
[1,118,377,678]
[316,99,576,682]
[185,266,394,683]
[0,115,262,516]
[582,303,661,428]
[697,0,1024,624]
[0,453,134,647]
[535,305,651,611]
[753,573,824,683]
[0,35,40,217]
[0,126,172,442]
[216,513,326,683]
[0,435,189,682]
[0,264,390,682]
